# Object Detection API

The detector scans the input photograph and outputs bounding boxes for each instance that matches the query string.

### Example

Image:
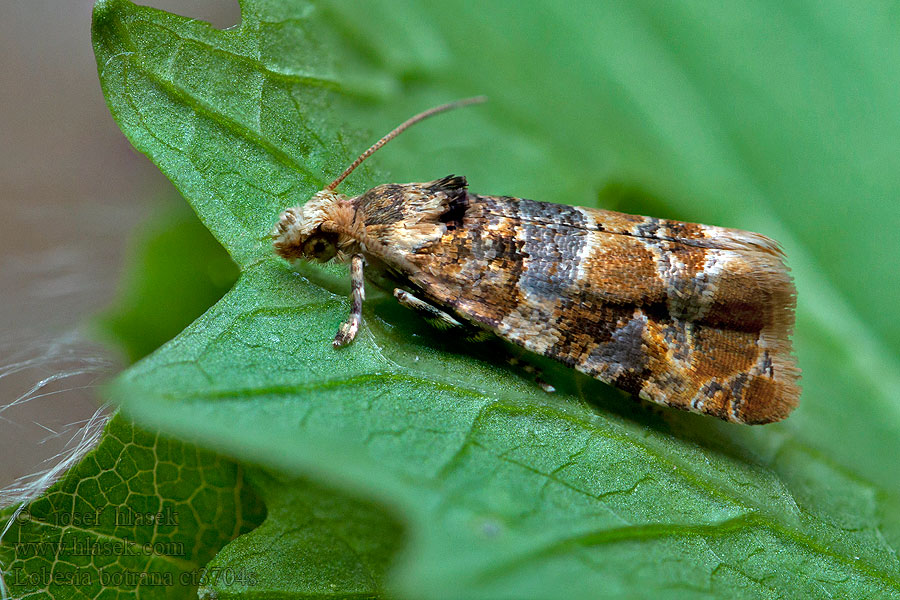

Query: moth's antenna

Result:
[324,96,487,192]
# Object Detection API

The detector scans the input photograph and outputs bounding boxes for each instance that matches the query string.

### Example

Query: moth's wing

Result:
[406,194,800,424]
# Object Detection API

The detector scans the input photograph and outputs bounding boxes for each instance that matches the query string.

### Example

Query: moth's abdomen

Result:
[406,194,799,424]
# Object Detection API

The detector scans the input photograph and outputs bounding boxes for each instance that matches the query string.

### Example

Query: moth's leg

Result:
[392,288,464,330]
[333,254,366,348]
[393,287,552,391]
[507,355,556,393]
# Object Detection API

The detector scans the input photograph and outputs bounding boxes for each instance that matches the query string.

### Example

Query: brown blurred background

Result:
[0,1,240,490]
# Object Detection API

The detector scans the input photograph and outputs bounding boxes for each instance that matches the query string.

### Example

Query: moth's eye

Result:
[302,234,338,262]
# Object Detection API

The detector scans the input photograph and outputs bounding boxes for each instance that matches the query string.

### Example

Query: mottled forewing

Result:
[405,194,799,424]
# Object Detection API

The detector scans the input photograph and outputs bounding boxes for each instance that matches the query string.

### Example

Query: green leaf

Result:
[90,0,900,598]
[97,199,239,363]
[199,469,402,599]
[0,203,249,599]
[0,414,266,599]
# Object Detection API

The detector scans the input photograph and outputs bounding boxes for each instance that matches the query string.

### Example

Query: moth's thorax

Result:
[352,178,467,257]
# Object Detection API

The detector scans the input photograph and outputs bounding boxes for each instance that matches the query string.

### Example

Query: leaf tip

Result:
[91,0,128,26]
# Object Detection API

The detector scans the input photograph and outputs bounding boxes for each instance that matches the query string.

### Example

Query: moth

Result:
[272,98,800,424]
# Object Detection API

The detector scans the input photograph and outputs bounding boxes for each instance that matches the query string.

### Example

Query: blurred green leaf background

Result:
[4,0,900,598]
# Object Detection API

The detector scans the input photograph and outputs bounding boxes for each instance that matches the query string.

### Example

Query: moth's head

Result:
[272,97,486,263]
[272,190,348,262]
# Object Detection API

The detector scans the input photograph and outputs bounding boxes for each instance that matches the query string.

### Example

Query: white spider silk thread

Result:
[0,330,114,600]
